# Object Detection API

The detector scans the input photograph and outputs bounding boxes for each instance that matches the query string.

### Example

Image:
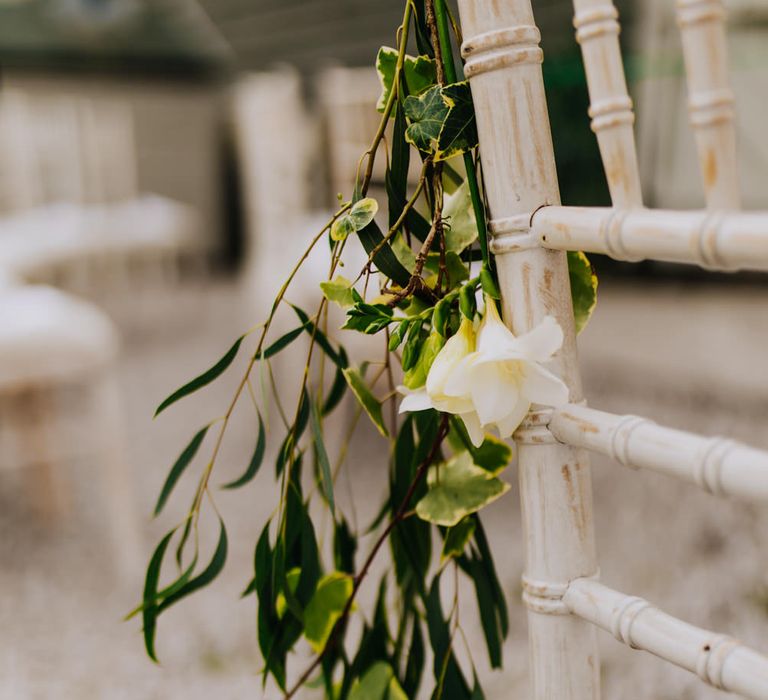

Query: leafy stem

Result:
[283,414,451,699]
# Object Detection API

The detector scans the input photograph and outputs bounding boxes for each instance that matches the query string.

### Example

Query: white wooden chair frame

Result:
[457,0,768,697]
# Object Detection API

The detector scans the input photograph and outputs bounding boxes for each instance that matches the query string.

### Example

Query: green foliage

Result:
[376,46,436,112]
[416,452,511,527]
[568,250,598,333]
[343,367,388,437]
[136,3,598,697]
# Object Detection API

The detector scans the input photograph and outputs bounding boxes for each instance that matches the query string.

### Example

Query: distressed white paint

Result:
[564,578,768,699]
[533,205,768,271]
[549,404,768,501]
[458,2,600,698]
[572,0,642,207]
[676,0,741,209]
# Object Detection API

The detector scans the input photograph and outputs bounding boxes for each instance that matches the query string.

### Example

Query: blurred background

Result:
[0,0,766,698]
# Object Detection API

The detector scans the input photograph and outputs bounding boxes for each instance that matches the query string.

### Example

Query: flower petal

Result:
[522,364,570,407]
[470,362,518,425]
[398,389,434,413]
[460,411,485,448]
[494,398,531,439]
[513,315,564,361]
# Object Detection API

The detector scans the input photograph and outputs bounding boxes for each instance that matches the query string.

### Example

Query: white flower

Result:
[399,298,569,447]
[445,299,569,444]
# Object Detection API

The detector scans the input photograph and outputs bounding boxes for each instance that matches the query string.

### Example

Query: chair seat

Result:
[0,285,119,390]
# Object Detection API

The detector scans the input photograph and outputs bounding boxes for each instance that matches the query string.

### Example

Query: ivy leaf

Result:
[343,367,388,437]
[331,198,379,241]
[404,85,448,153]
[349,662,409,700]
[320,275,355,309]
[436,82,478,161]
[154,426,209,516]
[441,517,477,560]
[416,452,510,527]
[443,180,479,253]
[376,46,436,112]
[568,250,598,334]
[303,572,353,652]
[155,335,245,416]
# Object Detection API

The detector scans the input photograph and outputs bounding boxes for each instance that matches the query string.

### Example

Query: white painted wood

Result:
[458,2,600,697]
[572,0,642,207]
[533,205,768,271]
[676,0,741,209]
[564,578,768,699]
[549,403,768,501]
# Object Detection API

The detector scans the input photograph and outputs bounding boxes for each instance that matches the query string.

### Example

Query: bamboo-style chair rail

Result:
[548,404,768,501]
[456,0,766,695]
[563,578,768,699]
[530,206,768,272]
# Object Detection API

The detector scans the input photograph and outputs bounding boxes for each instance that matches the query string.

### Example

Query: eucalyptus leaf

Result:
[154,425,209,516]
[303,572,353,652]
[155,335,244,416]
[416,453,510,527]
[343,367,388,437]
[222,412,265,489]
[310,398,335,517]
[568,250,598,333]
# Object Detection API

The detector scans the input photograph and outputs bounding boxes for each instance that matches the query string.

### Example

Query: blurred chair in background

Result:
[0,90,202,299]
[0,284,141,579]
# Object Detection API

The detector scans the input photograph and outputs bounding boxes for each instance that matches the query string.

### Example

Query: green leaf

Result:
[323,347,349,415]
[390,232,417,272]
[424,250,469,290]
[349,197,379,230]
[404,85,448,153]
[343,301,394,335]
[155,335,244,416]
[568,250,598,334]
[333,517,357,574]
[290,305,346,368]
[343,367,388,437]
[331,215,356,242]
[416,452,510,527]
[331,198,379,241]
[443,180,479,252]
[403,615,425,697]
[320,275,355,309]
[141,528,176,662]
[255,324,307,360]
[435,82,478,161]
[158,518,228,614]
[376,46,437,112]
[349,662,408,700]
[403,330,444,390]
[154,426,209,516]
[468,554,501,668]
[310,398,335,517]
[222,412,265,489]
[303,572,353,652]
[356,220,413,288]
[441,517,476,560]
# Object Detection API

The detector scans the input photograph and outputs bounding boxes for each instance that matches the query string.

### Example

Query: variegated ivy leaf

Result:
[435,81,478,161]
[320,275,355,309]
[342,367,388,436]
[390,232,416,272]
[416,452,510,527]
[567,250,598,334]
[404,83,479,161]
[376,46,436,113]
[303,572,353,652]
[443,180,478,252]
[331,198,379,241]
[403,85,447,153]
[349,661,408,700]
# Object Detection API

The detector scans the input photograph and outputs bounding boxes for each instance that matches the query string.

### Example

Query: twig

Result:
[283,415,451,699]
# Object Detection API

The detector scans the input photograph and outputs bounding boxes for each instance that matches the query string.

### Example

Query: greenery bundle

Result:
[131,1,597,697]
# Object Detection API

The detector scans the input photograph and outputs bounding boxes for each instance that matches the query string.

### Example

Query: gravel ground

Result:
[1,273,766,699]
